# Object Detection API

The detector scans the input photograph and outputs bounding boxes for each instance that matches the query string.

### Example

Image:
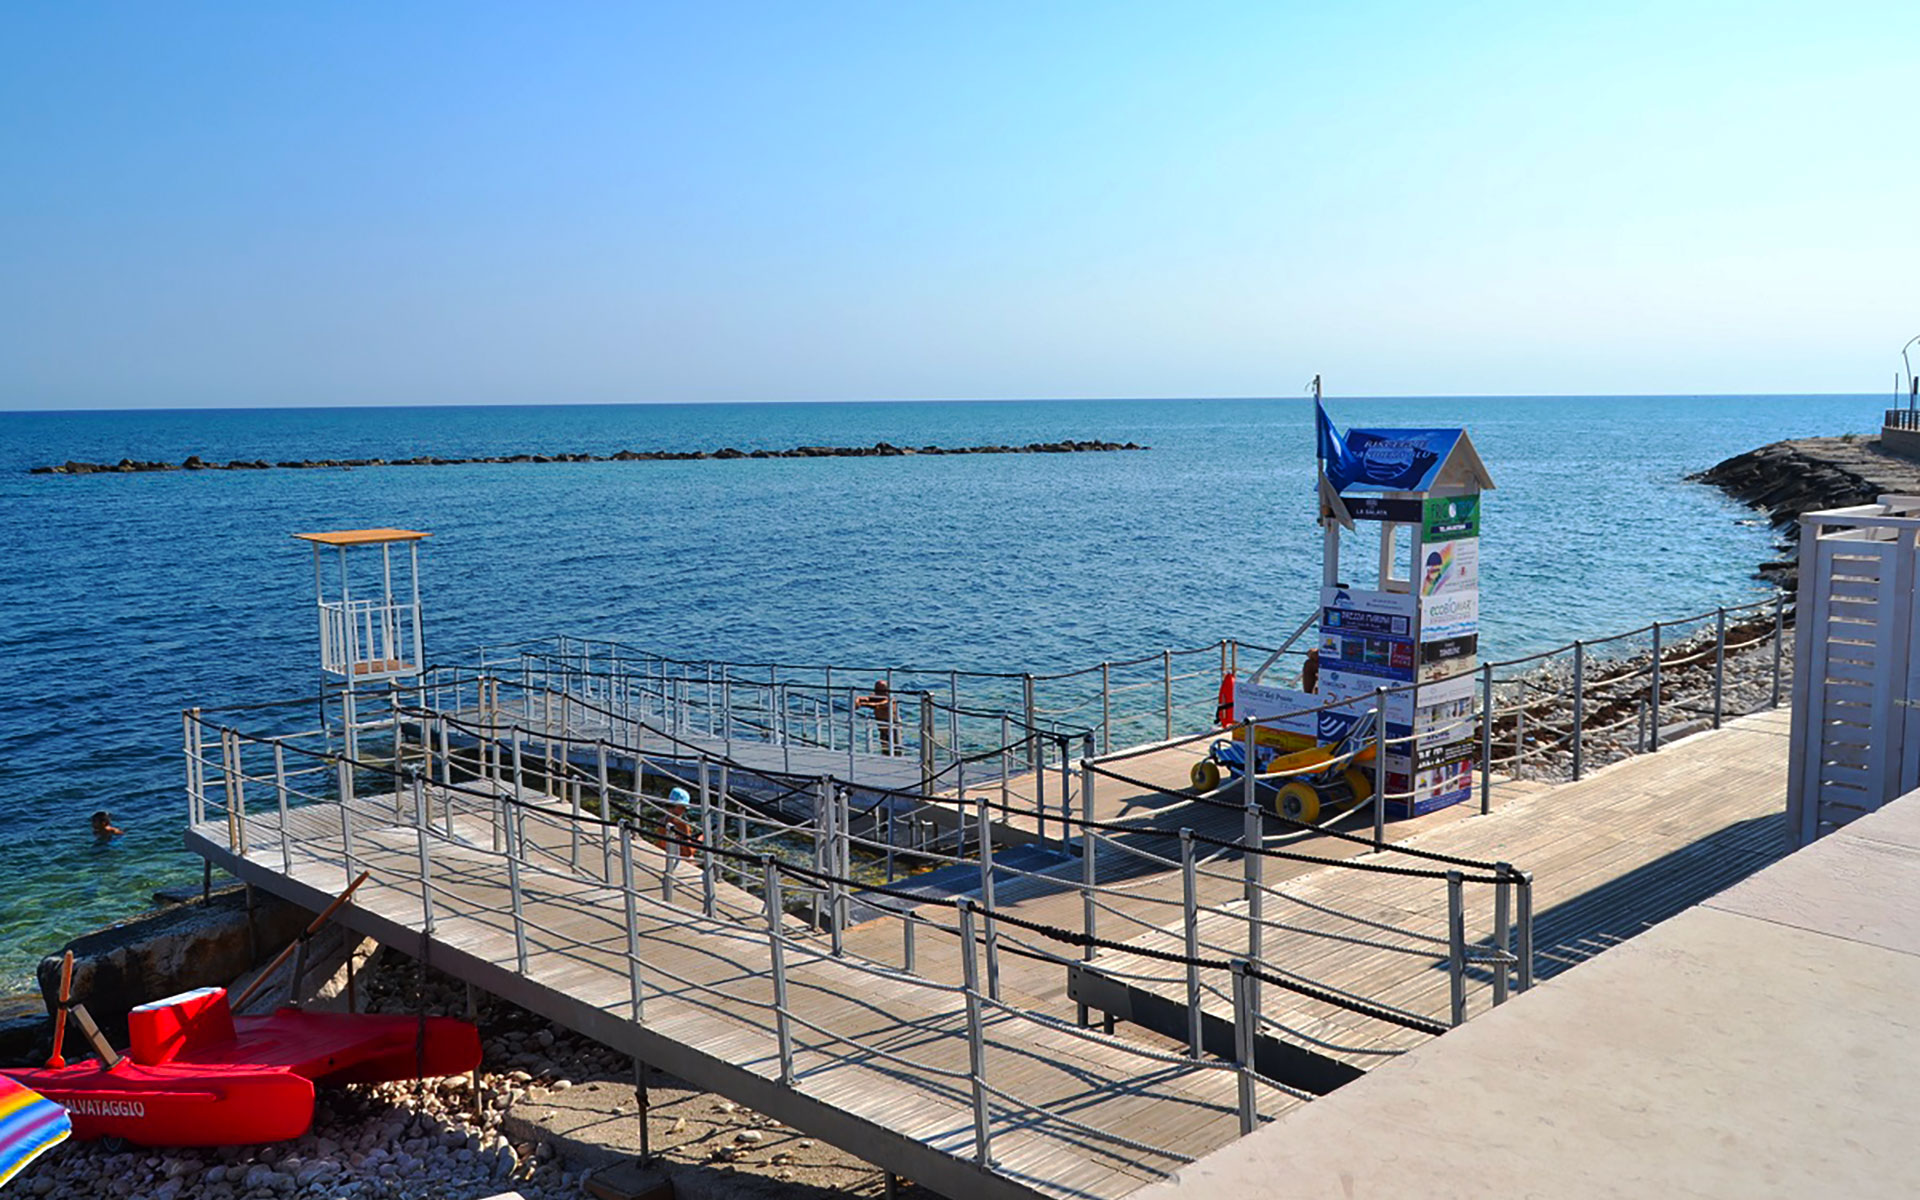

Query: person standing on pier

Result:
[855,680,898,755]
[660,787,697,872]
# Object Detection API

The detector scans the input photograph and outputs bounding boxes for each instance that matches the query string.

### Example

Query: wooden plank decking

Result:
[1071,708,1794,1074]
[191,781,1285,1200]
[191,703,1795,1200]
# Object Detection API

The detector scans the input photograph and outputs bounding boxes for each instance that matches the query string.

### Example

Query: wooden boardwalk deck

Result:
[190,702,1795,1200]
[1072,708,1794,1075]
[191,781,1287,1200]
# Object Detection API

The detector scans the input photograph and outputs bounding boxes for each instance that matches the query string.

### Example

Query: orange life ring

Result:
[1215,673,1235,727]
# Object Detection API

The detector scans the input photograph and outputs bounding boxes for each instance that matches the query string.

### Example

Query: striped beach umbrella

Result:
[0,1075,69,1189]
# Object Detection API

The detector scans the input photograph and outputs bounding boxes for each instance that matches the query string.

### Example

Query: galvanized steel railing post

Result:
[1372,696,1388,847]
[223,728,249,855]
[1100,662,1112,754]
[1649,621,1664,751]
[847,687,859,777]
[780,684,792,775]
[1479,662,1494,812]
[948,670,960,768]
[1571,641,1586,782]
[505,795,528,974]
[1073,735,1091,854]
[1031,741,1045,844]
[1242,795,1264,1016]
[1078,757,1097,1027]
[568,773,582,871]
[976,794,1000,1000]
[956,898,993,1167]
[998,714,1011,814]
[1180,829,1203,1058]
[184,709,203,826]
[903,909,917,974]
[919,693,935,794]
[763,858,794,1086]
[1771,592,1786,708]
[1446,870,1467,1026]
[274,742,291,877]
[1492,862,1511,1006]
[506,726,524,854]
[391,693,405,817]
[598,740,613,864]
[833,782,851,956]
[1162,648,1174,741]
[1516,868,1535,990]
[620,823,644,1021]
[1713,607,1727,729]
[436,713,453,789]
[1231,959,1258,1135]
[412,771,435,934]
[811,777,830,920]
[336,756,357,887]
[1022,674,1038,774]
[699,772,718,920]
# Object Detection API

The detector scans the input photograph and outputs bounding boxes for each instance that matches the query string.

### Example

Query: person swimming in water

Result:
[91,810,123,839]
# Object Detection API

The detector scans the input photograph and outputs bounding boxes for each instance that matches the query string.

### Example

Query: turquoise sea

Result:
[0,395,1879,989]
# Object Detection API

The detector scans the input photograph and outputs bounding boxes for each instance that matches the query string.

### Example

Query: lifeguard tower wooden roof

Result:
[1326,427,1495,494]
[292,529,432,546]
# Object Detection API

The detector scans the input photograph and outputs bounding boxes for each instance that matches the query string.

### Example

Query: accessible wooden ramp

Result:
[1072,708,1795,1075]
[188,785,1288,1200]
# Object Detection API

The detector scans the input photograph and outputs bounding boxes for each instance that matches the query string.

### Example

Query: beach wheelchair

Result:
[1189,708,1379,824]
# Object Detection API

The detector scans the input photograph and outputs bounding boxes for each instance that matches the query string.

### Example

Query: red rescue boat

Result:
[6,985,480,1146]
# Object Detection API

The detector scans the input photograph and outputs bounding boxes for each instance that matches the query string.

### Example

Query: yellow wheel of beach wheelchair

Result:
[1190,759,1222,793]
[1342,766,1374,804]
[1274,780,1322,824]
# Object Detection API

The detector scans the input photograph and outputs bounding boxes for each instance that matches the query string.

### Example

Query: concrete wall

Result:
[1882,424,1920,461]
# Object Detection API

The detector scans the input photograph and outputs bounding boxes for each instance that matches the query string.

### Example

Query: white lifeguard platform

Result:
[294,527,430,755]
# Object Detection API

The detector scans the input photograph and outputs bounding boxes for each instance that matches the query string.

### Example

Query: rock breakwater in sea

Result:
[1692,435,1920,590]
[29,440,1146,475]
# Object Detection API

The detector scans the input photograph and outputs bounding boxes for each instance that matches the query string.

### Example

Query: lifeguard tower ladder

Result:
[294,528,430,757]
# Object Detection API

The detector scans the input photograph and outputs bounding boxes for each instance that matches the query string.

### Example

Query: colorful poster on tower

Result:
[1418,537,1479,596]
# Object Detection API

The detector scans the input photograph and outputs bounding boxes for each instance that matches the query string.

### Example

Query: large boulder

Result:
[34,888,313,1045]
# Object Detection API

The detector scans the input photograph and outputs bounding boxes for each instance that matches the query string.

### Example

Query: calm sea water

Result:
[0,395,1876,988]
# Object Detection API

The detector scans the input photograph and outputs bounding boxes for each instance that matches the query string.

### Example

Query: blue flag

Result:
[1316,399,1360,492]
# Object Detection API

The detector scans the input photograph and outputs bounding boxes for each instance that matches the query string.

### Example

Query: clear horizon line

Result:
[0,390,1896,415]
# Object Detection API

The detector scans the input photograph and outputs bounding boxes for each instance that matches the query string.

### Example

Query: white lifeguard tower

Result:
[293,528,430,756]
[1232,388,1494,817]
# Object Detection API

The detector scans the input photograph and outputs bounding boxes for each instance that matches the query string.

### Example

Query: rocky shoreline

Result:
[29,439,1145,476]
[1692,434,1920,590]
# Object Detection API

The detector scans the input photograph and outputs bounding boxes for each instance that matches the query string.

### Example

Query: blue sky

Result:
[3,1,1914,408]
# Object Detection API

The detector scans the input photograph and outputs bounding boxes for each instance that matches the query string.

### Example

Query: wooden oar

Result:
[44,952,73,1069]
[231,871,371,1013]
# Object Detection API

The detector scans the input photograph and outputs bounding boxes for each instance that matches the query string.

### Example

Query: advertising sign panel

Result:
[1319,670,1473,728]
[1233,681,1373,749]
[1420,591,1479,642]
[1422,494,1480,542]
[1418,538,1479,597]
[1344,496,1423,524]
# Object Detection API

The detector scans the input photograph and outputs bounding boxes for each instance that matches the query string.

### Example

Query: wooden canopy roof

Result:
[292,529,432,546]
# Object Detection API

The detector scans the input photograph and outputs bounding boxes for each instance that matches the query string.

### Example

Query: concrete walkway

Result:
[1138,784,1920,1200]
